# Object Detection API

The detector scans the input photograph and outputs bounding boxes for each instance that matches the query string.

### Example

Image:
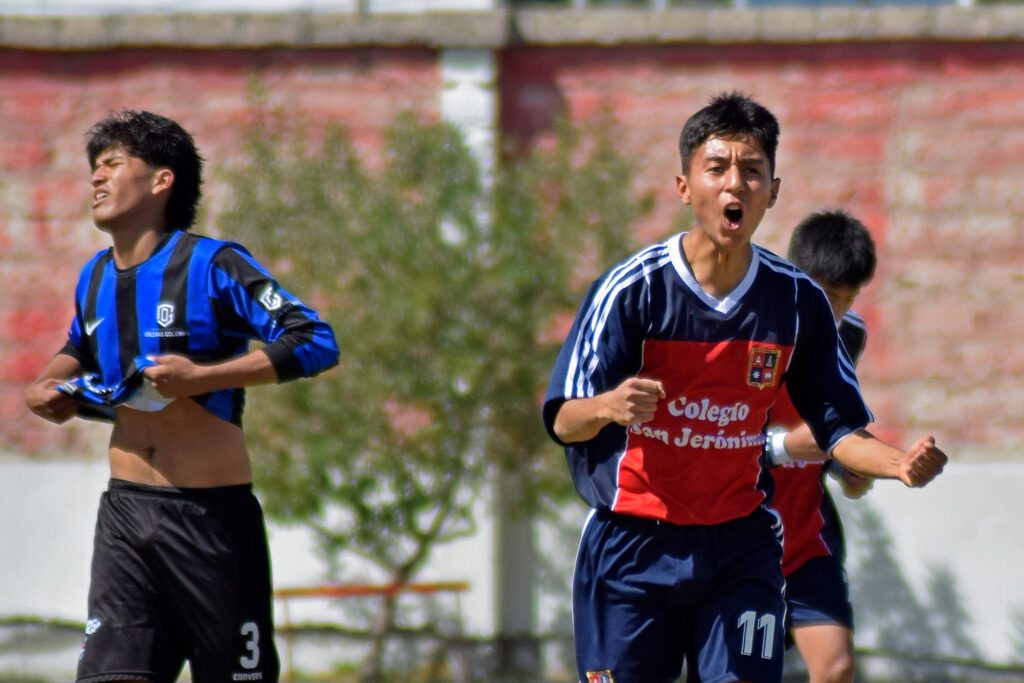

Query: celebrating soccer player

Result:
[542,92,947,683]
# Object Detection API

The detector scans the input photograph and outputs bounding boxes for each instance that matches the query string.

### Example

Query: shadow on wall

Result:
[837,498,1024,682]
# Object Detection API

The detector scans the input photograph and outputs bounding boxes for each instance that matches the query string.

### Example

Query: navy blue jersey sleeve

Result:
[784,283,873,452]
[209,245,339,382]
[542,269,647,446]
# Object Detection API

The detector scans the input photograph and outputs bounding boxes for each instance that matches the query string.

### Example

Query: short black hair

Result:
[678,91,780,178]
[86,110,203,231]
[787,209,877,288]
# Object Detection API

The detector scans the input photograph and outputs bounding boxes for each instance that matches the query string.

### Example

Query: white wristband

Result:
[768,430,793,466]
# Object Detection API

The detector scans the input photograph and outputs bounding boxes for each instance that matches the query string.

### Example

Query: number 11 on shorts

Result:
[737,610,776,659]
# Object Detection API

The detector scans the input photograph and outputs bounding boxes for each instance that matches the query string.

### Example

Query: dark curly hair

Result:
[86,110,204,231]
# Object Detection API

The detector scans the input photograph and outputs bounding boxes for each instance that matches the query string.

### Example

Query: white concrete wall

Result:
[834,462,1024,664]
[3,458,1022,667]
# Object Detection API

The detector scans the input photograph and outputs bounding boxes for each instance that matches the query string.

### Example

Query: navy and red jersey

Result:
[59,230,339,426]
[769,311,867,576]
[543,233,872,526]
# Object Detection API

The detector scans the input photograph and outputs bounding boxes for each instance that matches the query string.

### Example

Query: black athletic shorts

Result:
[77,479,280,683]
[784,553,854,641]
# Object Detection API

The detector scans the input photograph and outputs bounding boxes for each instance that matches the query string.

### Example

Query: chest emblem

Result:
[747,347,781,388]
[156,302,175,328]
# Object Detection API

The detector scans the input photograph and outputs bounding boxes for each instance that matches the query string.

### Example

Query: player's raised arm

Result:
[553,377,666,444]
[831,429,947,487]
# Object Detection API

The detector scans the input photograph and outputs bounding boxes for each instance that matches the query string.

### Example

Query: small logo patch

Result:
[156,302,175,328]
[747,347,781,388]
[85,617,102,635]
[258,285,283,311]
[85,318,104,336]
[587,671,614,683]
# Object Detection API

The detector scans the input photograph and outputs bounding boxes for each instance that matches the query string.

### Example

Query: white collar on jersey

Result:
[668,232,760,315]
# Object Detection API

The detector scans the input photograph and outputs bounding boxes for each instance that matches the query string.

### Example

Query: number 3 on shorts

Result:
[737,610,776,659]
[240,621,261,669]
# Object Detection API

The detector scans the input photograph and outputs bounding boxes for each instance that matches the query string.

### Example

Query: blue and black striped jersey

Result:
[60,230,339,425]
[543,233,873,526]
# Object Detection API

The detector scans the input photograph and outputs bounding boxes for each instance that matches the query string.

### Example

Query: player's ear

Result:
[152,167,174,197]
[676,174,692,206]
[767,176,781,208]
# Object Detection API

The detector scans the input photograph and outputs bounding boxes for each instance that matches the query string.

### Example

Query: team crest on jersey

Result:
[586,671,614,683]
[156,302,175,328]
[747,347,781,388]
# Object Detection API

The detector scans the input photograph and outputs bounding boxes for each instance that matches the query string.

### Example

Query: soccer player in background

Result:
[23,110,339,682]
[542,92,947,683]
[766,209,878,683]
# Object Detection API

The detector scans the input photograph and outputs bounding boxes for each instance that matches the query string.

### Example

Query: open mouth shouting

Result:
[724,203,743,227]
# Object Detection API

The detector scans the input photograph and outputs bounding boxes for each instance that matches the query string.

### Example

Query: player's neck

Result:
[108,224,170,270]
[680,230,752,299]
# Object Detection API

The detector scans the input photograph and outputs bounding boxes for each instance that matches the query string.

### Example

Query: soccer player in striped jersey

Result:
[24,110,338,683]
[766,209,878,683]
[542,92,947,683]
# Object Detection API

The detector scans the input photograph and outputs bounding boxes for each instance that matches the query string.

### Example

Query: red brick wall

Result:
[3,40,1021,458]
[501,41,1024,455]
[0,46,441,454]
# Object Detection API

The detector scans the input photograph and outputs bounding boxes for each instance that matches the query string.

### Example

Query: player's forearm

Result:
[28,352,85,385]
[783,423,829,462]
[195,349,280,393]
[829,429,904,479]
[765,423,827,465]
[23,352,85,423]
[147,349,280,400]
[553,397,613,444]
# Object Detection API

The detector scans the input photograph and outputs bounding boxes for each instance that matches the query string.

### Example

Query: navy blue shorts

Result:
[784,554,853,633]
[77,479,279,683]
[573,506,786,683]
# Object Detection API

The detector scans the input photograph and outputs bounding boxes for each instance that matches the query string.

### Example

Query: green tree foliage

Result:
[484,113,655,510]
[218,97,651,678]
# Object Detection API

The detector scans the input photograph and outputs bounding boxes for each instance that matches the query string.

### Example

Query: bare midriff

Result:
[108,397,252,488]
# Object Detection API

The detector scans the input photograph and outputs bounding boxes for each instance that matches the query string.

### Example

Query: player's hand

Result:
[601,377,666,427]
[898,435,947,488]
[143,354,206,399]
[838,468,874,499]
[24,379,80,424]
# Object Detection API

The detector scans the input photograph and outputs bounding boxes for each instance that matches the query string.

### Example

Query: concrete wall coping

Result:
[1,5,1023,50]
